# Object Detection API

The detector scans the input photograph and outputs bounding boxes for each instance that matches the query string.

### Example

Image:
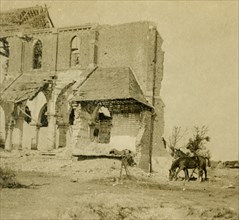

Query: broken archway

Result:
[22,91,48,150]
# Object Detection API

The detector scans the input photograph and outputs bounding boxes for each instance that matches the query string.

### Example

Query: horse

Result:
[169,156,210,182]
[173,148,189,159]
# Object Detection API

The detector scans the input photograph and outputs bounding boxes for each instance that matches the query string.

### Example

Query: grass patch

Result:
[0,167,27,188]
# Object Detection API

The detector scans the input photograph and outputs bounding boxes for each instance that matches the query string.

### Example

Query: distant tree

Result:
[186,126,211,158]
[166,126,187,158]
[168,126,187,149]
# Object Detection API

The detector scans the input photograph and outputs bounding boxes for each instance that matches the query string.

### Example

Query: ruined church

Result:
[0,6,165,171]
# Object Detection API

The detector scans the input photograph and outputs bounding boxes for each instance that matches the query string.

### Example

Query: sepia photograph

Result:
[0,1,238,219]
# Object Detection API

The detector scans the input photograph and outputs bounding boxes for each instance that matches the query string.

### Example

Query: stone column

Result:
[5,120,14,151]
[58,123,68,148]
[89,123,95,142]
[4,123,8,140]
[46,87,57,150]
[47,114,57,150]
[70,102,82,149]
[13,116,24,150]
[30,122,41,150]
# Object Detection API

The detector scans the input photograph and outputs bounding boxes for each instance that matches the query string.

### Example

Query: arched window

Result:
[33,40,42,69]
[70,36,80,67]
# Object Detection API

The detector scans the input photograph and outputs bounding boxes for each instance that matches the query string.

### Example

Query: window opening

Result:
[70,36,80,67]
[91,107,112,144]
[69,109,75,125]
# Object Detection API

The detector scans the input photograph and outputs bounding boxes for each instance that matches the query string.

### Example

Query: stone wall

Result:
[135,110,153,171]
[70,104,91,153]
[152,32,165,156]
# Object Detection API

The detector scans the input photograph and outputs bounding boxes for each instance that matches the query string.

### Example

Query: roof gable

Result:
[72,67,152,108]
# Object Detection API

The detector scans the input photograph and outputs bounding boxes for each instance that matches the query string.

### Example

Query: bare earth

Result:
[0,151,238,220]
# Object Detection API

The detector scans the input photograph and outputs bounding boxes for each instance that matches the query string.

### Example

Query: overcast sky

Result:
[1,1,238,161]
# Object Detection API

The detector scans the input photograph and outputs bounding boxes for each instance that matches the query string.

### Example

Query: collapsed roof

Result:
[0,5,54,32]
[0,74,52,103]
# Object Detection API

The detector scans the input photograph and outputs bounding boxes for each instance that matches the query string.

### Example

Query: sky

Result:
[1,0,238,161]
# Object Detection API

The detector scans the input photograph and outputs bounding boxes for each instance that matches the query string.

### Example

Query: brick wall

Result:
[111,113,140,137]
[6,22,162,99]
[8,37,22,75]
[72,108,143,156]
[57,29,97,70]
[110,112,141,151]
[97,22,152,94]
[25,33,57,72]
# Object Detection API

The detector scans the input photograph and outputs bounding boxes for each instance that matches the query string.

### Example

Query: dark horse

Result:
[169,156,210,182]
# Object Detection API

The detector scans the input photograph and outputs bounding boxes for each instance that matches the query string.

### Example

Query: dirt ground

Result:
[0,150,238,220]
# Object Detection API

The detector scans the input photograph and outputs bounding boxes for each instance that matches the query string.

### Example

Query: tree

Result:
[166,126,187,158]
[168,126,187,149]
[186,126,211,158]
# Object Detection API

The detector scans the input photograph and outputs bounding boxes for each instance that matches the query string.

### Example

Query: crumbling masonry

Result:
[0,6,165,171]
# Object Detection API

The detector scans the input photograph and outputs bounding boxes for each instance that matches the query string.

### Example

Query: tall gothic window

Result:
[70,36,80,67]
[33,40,42,69]
[0,38,9,73]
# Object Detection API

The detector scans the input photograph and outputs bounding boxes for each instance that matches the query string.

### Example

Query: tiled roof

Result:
[72,67,152,108]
